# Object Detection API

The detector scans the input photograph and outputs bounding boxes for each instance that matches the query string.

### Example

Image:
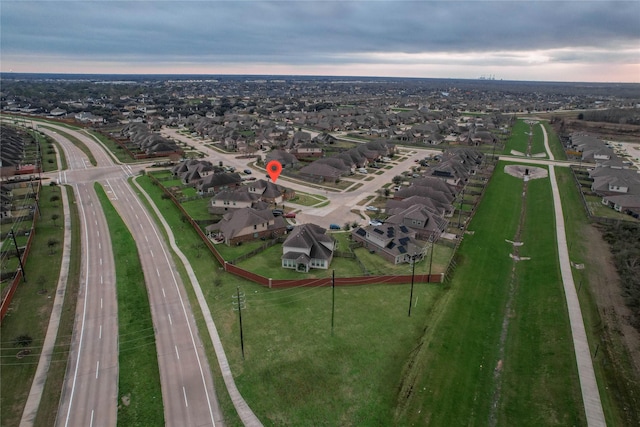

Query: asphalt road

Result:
[39,125,222,426]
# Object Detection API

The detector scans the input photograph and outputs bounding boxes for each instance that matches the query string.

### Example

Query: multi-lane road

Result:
[37,125,223,426]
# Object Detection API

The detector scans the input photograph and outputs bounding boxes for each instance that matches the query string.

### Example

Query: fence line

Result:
[0,181,41,323]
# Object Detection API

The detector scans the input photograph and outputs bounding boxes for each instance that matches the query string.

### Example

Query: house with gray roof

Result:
[351,223,427,265]
[206,207,288,246]
[281,224,335,272]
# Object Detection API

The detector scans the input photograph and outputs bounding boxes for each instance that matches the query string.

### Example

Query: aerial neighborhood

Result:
[1,74,639,427]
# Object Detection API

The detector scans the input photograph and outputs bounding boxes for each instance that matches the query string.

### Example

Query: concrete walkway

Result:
[542,124,606,426]
[132,177,263,427]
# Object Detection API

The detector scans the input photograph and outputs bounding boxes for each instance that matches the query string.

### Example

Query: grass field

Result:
[394,162,585,425]
[0,185,66,427]
[543,122,567,160]
[95,184,164,426]
[503,119,532,154]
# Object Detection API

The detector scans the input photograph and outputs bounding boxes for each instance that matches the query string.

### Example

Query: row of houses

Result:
[570,134,640,216]
[350,148,482,264]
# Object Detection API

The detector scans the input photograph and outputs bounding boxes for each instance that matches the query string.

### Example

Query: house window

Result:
[254,224,257,230]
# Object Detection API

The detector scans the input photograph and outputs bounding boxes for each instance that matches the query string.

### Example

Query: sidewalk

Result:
[542,124,606,426]
[20,183,72,427]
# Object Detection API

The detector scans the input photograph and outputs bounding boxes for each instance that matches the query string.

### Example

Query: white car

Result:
[358,168,368,174]
[369,220,383,226]
[365,206,379,212]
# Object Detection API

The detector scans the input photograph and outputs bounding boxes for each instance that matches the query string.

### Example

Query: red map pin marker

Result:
[266,160,282,182]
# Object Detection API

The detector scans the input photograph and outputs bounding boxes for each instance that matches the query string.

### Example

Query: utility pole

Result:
[232,287,246,360]
[408,254,416,317]
[9,230,27,282]
[331,270,335,336]
[428,239,435,283]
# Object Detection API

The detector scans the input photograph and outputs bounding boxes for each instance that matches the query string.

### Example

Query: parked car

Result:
[243,169,252,174]
[272,209,284,216]
[365,206,379,212]
[329,224,341,230]
[369,220,383,226]
[358,168,368,174]
[284,212,296,218]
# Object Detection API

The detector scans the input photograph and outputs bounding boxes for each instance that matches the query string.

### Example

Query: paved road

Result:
[38,124,223,426]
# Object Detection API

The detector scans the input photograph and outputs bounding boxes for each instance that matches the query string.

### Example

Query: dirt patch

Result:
[583,224,640,374]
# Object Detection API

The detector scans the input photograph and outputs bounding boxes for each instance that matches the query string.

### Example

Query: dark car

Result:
[272,209,284,216]
[329,224,341,230]
[243,169,252,174]
[284,212,296,218]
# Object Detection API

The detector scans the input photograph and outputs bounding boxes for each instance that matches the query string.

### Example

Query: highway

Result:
[39,124,223,426]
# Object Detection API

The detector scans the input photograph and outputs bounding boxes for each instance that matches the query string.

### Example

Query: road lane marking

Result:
[100,258,102,265]
[168,313,172,325]
[99,325,102,340]
[183,386,189,407]
[156,268,160,277]
[90,410,94,427]
[100,275,103,284]
[175,345,180,360]
[135,214,139,220]
[150,250,154,258]
[97,230,100,237]
[98,242,101,250]
[100,298,103,309]
[145,235,148,242]
[162,288,166,298]
[96,361,100,379]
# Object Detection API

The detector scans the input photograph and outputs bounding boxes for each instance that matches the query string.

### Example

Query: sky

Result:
[1,0,639,83]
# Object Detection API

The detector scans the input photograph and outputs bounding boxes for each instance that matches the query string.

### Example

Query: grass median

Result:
[95,184,164,426]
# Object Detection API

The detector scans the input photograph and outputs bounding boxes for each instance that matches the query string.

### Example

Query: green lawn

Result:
[543,122,567,160]
[95,184,164,426]
[0,185,66,427]
[503,119,531,154]
[395,162,584,425]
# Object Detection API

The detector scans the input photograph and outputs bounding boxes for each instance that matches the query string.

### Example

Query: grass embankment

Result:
[135,175,446,425]
[395,162,585,425]
[0,185,69,426]
[543,122,567,160]
[94,184,164,426]
[555,167,640,426]
[503,119,532,154]
[499,175,584,425]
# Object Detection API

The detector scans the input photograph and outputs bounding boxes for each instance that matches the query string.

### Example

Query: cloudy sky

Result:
[2,0,639,82]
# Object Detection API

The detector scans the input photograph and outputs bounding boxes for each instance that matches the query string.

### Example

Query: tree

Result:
[13,334,32,348]
[47,238,59,255]
[51,214,59,226]
[392,175,403,185]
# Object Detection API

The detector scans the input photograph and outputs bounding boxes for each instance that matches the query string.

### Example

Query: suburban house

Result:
[298,161,348,183]
[196,172,243,194]
[351,223,427,265]
[209,187,261,214]
[254,179,295,203]
[172,159,220,185]
[265,150,299,169]
[281,224,335,272]
[384,204,449,240]
[387,195,452,218]
[290,142,323,159]
[206,207,288,246]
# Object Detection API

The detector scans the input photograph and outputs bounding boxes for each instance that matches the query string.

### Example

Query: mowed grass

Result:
[543,122,567,160]
[394,162,584,425]
[503,119,531,154]
[0,185,65,426]
[499,175,585,425]
[555,166,640,426]
[95,184,164,426]
[134,175,446,425]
